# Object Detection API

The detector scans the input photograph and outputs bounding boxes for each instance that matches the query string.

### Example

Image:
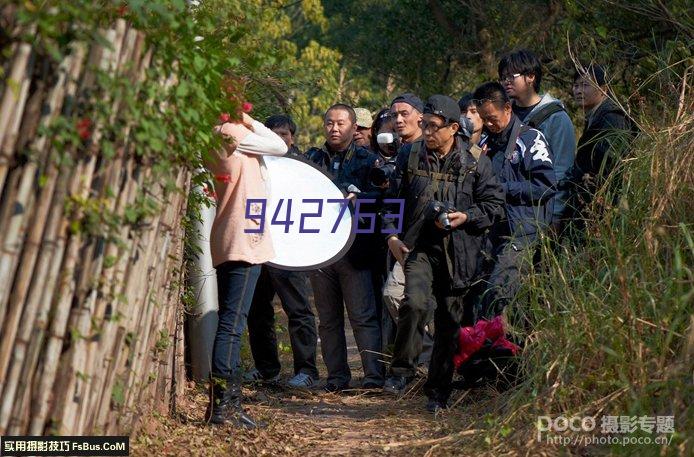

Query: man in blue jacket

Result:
[498,49,575,231]
[474,82,557,318]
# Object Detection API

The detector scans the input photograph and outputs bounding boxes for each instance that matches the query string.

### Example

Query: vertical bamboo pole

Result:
[28,151,98,435]
[0,37,33,193]
[49,23,131,435]
[0,47,79,405]
[28,28,114,433]
[73,24,141,435]
[4,40,88,434]
[5,165,72,434]
[94,158,146,432]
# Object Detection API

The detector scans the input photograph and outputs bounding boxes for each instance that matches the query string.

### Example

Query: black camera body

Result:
[369,161,397,187]
[370,132,399,188]
[424,200,456,230]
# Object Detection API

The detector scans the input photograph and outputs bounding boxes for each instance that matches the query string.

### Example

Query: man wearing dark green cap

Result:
[381,95,504,411]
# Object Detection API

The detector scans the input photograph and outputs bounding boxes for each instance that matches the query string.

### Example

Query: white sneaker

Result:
[287,372,316,389]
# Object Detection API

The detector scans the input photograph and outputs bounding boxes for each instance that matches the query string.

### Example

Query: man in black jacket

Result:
[381,95,504,411]
[564,64,636,234]
[305,104,383,392]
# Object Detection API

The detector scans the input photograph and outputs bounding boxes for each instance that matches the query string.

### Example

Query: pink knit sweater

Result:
[205,120,287,267]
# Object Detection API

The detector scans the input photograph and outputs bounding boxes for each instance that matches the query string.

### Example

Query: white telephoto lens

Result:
[377,132,395,144]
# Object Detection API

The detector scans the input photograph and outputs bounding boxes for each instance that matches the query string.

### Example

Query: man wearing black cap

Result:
[390,93,424,145]
[381,95,504,411]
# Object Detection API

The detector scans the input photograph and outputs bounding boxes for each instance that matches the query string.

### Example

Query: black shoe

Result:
[383,375,410,396]
[361,381,384,390]
[323,382,348,393]
[426,397,448,414]
[207,377,259,428]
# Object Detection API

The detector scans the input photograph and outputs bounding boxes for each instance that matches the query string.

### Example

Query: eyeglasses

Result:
[418,120,451,133]
[499,73,523,85]
[469,98,506,107]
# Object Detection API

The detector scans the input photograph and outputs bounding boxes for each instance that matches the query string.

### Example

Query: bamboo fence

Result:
[0,18,188,436]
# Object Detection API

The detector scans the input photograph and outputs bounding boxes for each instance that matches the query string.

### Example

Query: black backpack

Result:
[525,103,565,128]
[452,338,522,391]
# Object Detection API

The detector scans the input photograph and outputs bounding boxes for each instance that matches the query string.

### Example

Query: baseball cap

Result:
[390,93,424,113]
[423,95,461,125]
[354,107,373,128]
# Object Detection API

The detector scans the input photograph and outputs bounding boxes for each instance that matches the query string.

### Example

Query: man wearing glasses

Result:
[381,95,504,412]
[498,49,575,232]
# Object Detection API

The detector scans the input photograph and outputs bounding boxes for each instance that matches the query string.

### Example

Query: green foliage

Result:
[9,0,348,240]
[307,0,692,127]
[111,378,126,408]
[153,329,170,354]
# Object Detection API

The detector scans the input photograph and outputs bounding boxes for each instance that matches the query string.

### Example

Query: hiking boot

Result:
[323,382,348,393]
[287,372,316,389]
[207,377,259,428]
[243,368,280,384]
[383,375,410,396]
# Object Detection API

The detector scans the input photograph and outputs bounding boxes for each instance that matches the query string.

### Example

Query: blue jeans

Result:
[211,261,261,380]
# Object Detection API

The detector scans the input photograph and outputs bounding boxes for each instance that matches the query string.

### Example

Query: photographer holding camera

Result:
[381,95,504,412]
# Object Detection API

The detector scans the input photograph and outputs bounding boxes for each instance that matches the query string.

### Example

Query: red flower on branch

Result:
[76,118,93,140]
[214,174,231,184]
[219,112,231,123]
[202,186,217,200]
[242,102,253,113]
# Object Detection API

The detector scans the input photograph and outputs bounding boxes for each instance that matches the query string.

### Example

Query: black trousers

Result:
[247,265,319,379]
[423,300,468,403]
[310,256,384,387]
[372,254,400,354]
[389,247,468,378]
[479,239,534,320]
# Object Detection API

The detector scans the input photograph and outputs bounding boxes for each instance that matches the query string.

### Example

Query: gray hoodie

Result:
[517,94,576,221]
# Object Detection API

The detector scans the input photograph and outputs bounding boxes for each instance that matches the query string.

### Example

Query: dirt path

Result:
[132,305,477,456]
